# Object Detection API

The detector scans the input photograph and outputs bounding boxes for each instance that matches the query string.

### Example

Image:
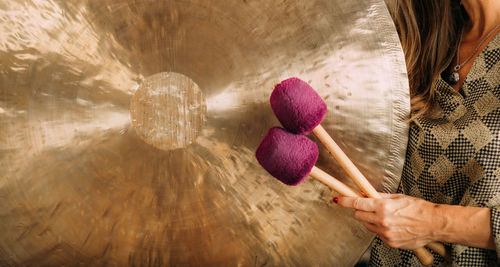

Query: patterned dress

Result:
[370,32,500,266]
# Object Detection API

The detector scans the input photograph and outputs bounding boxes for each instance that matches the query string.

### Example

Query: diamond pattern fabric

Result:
[370,33,500,266]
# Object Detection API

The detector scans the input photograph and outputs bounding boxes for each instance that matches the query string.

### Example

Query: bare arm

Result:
[433,203,494,250]
[337,194,495,250]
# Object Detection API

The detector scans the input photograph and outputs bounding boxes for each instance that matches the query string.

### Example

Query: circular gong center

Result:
[130,72,206,151]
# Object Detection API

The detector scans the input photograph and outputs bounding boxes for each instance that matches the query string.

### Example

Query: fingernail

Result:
[332,197,338,204]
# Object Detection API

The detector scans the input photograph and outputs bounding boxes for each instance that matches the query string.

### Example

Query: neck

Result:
[461,0,500,40]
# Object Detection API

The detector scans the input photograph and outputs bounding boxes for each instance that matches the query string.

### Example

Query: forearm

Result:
[432,204,495,250]
[337,194,497,251]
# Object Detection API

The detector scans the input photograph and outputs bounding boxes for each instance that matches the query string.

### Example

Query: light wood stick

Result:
[311,124,446,266]
[312,125,379,197]
[309,166,362,197]
[413,247,434,266]
[426,242,451,262]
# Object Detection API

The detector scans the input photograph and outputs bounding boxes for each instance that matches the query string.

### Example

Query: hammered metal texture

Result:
[0,0,409,266]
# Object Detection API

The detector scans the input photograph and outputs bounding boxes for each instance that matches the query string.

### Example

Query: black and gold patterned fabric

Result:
[370,32,500,266]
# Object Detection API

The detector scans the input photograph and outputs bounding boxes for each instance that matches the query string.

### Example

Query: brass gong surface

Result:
[0,0,409,266]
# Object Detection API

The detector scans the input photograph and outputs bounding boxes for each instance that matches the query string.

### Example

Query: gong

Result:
[0,0,409,266]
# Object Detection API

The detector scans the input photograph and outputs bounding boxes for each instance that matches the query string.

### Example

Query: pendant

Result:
[448,71,459,85]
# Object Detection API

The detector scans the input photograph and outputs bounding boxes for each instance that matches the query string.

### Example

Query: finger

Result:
[378,236,421,250]
[378,235,399,248]
[337,197,378,211]
[379,193,404,199]
[364,222,381,234]
[353,210,379,224]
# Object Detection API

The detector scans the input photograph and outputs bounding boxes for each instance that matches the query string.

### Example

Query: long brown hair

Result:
[386,0,466,118]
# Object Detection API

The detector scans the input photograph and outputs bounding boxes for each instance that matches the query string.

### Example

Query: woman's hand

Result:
[337,193,440,250]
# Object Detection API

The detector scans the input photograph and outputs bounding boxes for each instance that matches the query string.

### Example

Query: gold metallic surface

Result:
[130,72,207,151]
[0,0,409,266]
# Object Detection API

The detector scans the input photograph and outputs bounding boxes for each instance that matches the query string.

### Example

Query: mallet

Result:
[270,77,379,197]
[271,77,446,266]
[256,127,361,198]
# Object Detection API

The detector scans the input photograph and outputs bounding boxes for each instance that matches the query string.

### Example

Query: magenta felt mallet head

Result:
[255,127,318,186]
[270,77,327,135]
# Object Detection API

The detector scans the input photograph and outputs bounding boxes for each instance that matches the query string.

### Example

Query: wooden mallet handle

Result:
[312,125,378,197]
[309,166,362,197]
[426,242,451,262]
[312,124,446,266]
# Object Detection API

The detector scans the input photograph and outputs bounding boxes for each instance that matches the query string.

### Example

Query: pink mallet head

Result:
[255,127,318,186]
[270,77,327,135]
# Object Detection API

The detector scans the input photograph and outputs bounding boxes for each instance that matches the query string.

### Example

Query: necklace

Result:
[448,23,500,85]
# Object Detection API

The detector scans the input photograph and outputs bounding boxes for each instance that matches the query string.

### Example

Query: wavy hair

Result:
[386,0,466,118]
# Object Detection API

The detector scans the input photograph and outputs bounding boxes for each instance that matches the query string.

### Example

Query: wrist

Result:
[429,204,494,249]
[410,198,447,243]
[429,203,451,243]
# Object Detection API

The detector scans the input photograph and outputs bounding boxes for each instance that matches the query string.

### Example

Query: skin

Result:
[450,0,500,91]
[337,194,494,250]
[337,0,500,251]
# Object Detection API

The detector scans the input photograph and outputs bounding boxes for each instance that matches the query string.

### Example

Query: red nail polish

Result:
[333,197,338,204]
